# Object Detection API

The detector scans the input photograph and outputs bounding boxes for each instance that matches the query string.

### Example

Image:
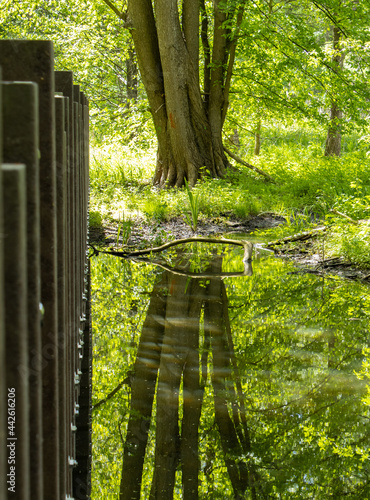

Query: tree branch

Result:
[200,0,211,111]
[330,209,358,224]
[222,0,247,126]
[310,0,348,38]
[223,146,275,182]
[90,236,254,260]
[101,0,129,24]
[128,256,253,278]
[266,226,327,248]
[92,380,126,410]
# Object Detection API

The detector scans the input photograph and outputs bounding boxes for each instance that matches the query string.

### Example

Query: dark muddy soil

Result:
[90,214,370,284]
[91,213,285,246]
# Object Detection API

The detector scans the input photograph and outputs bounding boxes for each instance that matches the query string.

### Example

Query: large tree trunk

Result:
[324,26,345,157]
[127,0,243,187]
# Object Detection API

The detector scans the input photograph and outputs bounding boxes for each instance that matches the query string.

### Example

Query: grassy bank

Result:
[89,125,370,268]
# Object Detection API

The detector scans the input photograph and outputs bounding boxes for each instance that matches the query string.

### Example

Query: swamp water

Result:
[91,240,370,499]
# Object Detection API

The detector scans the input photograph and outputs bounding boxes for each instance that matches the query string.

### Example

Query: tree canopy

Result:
[1,0,369,176]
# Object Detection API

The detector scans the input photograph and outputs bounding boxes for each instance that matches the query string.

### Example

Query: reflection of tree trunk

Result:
[119,273,168,500]
[181,279,207,500]
[204,256,256,499]
[150,274,188,499]
[222,285,251,454]
[150,274,206,499]
[328,330,336,369]
[120,251,258,498]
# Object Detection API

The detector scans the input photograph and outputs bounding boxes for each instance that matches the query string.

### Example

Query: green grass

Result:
[183,178,201,231]
[89,123,370,266]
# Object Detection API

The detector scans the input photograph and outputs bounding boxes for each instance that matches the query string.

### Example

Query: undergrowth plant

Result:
[116,211,133,247]
[90,124,370,266]
[183,178,201,231]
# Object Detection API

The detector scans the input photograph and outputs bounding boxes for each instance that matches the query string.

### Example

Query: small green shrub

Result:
[89,210,103,229]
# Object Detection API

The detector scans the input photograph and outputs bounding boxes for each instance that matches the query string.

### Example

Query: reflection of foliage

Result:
[91,245,370,498]
[227,259,370,498]
[91,255,159,497]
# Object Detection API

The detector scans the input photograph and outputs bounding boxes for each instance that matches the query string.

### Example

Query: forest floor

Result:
[90,214,370,284]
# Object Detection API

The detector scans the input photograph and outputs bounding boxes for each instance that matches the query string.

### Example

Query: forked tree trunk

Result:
[127,0,245,187]
[324,26,345,157]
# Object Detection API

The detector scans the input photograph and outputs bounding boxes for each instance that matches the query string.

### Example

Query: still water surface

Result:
[91,240,370,499]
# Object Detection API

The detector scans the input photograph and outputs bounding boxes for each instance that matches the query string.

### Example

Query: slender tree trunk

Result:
[200,0,211,112]
[125,39,138,107]
[254,119,261,156]
[325,102,343,157]
[324,26,345,157]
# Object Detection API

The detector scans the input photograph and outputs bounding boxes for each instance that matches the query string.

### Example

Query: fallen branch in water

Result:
[223,146,275,182]
[131,255,253,277]
[266,226,327,248]
[90,236,254,261]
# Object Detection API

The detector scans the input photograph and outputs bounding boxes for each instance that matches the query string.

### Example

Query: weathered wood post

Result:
[73,92,92,500]
[0,39,60,499]
[0,68,6,500]
[0,41,92,500]
[2,81,43,499]
[2,164,30,500]
[55,94,68,499]
[55,71,76,495]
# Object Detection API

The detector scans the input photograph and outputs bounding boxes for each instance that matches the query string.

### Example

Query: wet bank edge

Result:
[90,214,370,284]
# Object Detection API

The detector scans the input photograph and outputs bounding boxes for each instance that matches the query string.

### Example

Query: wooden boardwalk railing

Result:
[0,40,92,500]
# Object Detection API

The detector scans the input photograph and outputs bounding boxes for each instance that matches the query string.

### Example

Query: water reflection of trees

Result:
[92,249,370,499]
[120,254,260,499]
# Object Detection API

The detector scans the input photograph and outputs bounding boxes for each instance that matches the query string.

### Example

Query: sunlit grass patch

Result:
[323,221,370,268]
[89,125,370,268]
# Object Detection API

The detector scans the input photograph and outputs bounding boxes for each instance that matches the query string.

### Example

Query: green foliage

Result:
[224,0,370,143]
[91,254,158,497]
[91,244,370,498]
[89,124,370,266]
[89,209,103,229]
[0,0,153,145]
[116,212,133,247]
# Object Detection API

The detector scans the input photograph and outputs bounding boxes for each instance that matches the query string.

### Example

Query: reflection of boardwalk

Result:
[119,254,257,499]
